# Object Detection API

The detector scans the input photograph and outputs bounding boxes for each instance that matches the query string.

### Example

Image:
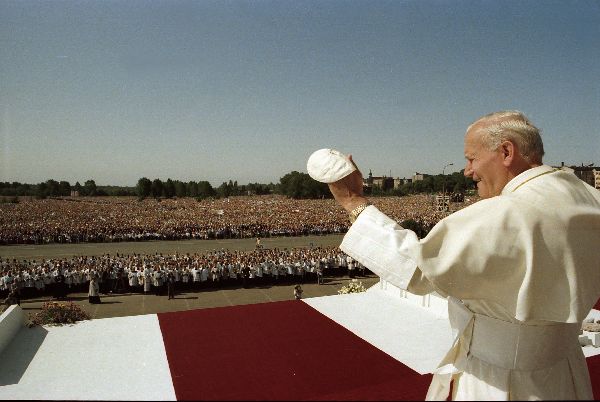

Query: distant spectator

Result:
[88,275,101,304]
[294,284,303,300]
[167,273,175,300]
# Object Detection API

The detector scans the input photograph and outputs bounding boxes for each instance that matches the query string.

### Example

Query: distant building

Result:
[363,170,432,192]
[364,170,395,192]
[555,162,600,189]
[393,177,412,189]
[70,190,79,197]
[413,172,430,182]
[574,166,600,190]
[363,170,417,192]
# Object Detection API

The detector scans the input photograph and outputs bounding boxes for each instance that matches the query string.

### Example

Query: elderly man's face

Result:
[463,126,507,199]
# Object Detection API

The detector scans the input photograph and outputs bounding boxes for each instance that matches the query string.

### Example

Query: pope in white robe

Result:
[328,111,600,400]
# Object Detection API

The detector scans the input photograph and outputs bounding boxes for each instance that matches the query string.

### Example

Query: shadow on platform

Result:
[0,325,48,386]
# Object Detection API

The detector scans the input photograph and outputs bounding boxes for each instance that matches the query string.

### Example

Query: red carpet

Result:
[588,354,600,399]
[158,300,431,401]
[158,301,600,400]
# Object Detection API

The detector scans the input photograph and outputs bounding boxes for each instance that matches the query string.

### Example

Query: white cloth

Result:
[306,148,356,183]
[88,279,99,297]
[128,271,139,287]
[341,165,600,400]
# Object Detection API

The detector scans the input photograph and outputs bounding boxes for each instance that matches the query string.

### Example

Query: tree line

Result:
[135,178,275,200]
[0,170,473,202]
[0,179,134,199]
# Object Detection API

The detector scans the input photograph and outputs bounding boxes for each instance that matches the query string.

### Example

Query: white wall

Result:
[0,305,25,356]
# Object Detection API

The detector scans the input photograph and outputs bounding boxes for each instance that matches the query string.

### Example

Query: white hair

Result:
[469,110,545,164]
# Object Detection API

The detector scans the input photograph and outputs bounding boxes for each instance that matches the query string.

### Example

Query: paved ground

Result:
[18,275,380,320]
[0,234,345,260]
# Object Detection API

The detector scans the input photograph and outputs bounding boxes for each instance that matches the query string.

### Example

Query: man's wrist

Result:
[342,197,369,214]
[348,200,371,223]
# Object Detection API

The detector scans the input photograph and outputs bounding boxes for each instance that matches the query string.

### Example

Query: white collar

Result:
[501,165,557,195]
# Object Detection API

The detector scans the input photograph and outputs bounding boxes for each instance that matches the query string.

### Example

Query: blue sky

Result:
[1,0,599,186]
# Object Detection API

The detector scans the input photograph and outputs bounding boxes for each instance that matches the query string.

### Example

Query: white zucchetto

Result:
[306,148,356,183]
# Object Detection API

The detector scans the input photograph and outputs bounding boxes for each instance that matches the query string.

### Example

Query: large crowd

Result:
[0,194,479,245]
[1,194,481,307]
[1,246,369,303]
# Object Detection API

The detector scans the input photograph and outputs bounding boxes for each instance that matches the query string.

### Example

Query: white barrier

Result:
[0,305,26,356]
[369,279,448,317]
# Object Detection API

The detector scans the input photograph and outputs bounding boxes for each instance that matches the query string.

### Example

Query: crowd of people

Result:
[1,245,370,304]
[0,194,478,245]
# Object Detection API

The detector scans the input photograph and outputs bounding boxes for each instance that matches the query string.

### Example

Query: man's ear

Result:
[500,140,515,167]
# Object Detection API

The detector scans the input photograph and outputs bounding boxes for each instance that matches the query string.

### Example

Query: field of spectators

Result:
[0,194,479,245]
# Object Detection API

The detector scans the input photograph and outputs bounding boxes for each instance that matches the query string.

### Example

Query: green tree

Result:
[278,171,330,199]
[247,182,271,195]
[151,179,163,198]
[412,180,426,193]
[432,175,445,193]
[217,182,231,198]
[391,186,408,197]
[197,181,215,199]
[36,182,47,198]
[136,178,152,198]
[187,181,199,197]
[84,180,97,196]
[19,183,33,196]
[164,179,176,198]
[453,179,465,193]
[398,182,413,194]
[175,180,187,198]
[59,180,71,196]
[46,179,60,196]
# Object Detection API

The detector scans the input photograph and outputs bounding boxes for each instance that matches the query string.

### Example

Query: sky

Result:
[1,0,599,187]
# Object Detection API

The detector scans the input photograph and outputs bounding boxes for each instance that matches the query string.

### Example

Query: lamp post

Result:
[442,163,454,211]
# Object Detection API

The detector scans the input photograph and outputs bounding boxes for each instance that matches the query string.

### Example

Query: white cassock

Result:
[340,165,600,401]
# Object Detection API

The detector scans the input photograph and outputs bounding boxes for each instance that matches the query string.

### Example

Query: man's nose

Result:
[464,162,473,177]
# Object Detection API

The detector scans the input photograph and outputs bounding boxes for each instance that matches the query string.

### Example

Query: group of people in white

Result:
[0,245,368,302]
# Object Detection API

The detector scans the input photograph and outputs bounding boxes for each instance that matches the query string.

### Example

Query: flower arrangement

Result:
[28,301,90,327]
[338,279,367,295]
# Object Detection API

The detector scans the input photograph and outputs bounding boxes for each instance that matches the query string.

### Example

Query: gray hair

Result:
[469,110,544,164]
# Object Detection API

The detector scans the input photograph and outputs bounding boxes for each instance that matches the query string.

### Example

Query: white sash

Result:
[426,297,579,400]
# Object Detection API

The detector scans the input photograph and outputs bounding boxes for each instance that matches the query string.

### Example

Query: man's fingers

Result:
[348,154,357,170]
[347,154,361,176]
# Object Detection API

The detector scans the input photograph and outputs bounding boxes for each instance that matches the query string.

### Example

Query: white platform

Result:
[0,285,453,400]
[0,314,176,400]
[305,287,453,374]
[0,282,599,400]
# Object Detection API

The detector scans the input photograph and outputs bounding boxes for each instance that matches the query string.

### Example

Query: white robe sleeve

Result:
[340,205,427,292]
[341,192,600,323]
